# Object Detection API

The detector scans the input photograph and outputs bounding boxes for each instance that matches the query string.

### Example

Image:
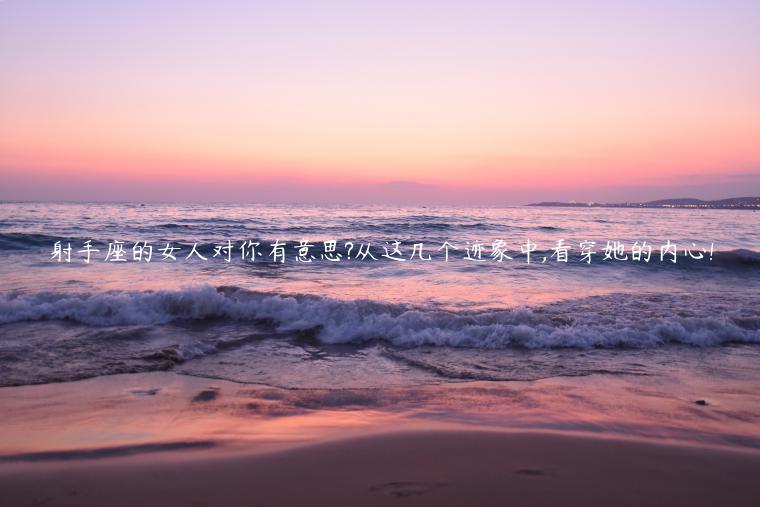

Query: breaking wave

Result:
[1,286,758,349]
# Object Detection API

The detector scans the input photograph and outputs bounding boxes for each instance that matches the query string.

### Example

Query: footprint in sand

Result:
[370,481,447,498]
[514,468,547,477]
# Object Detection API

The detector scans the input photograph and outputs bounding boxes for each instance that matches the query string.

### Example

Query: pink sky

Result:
[1,0,759,203]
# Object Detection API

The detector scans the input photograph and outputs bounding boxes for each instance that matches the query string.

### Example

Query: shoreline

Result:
[3,370,760,505]
[2,429,760,507]
[3,370,760,453]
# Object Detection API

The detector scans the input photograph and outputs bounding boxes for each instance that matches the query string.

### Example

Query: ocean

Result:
[0,202,758,392]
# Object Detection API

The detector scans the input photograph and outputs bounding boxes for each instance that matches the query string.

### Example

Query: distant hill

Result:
[527,197,760,209]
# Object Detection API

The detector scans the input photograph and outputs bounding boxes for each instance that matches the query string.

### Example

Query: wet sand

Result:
[2,372,760,506]
[2,430,760,507]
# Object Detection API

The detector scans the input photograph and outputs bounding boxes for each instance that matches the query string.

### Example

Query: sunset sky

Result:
[1,0,759,203]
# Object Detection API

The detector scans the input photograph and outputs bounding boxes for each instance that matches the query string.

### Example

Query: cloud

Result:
[727,171,760,180]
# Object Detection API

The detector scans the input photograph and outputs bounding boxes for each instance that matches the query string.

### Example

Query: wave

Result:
[1,287,758,349]
[0,232,68,250]
[724,249,760,265]
[157,223,191,229]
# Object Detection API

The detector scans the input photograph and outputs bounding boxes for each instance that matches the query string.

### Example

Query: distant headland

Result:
[527,197,760,209]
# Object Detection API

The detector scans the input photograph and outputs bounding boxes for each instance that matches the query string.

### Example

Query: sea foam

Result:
[1,286,758,349]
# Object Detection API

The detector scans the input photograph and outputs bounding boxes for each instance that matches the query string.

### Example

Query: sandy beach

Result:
[2,430,760,507]
[3,0,760,503]
[2,371,760,506]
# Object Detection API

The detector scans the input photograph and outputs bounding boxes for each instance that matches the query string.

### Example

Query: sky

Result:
[1,0,759,203]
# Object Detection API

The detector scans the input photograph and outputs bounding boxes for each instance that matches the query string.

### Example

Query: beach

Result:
[2,371,760,506]
[2,0,760,503]
[1,204,759,506]
[5,431,760,507]
[5,362,760,507]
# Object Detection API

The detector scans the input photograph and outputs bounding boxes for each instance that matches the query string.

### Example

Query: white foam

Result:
[0,286,758,349]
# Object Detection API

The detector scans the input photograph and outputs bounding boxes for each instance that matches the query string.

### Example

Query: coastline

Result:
[2,371,760,506]
[2,429,759,507]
